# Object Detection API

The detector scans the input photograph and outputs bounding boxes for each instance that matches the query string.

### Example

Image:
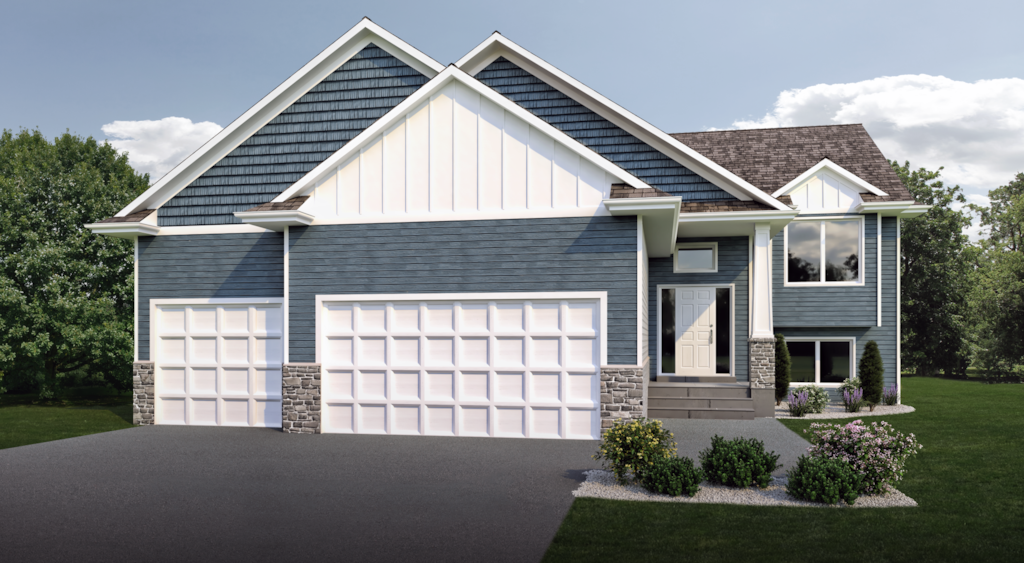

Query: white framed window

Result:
[784,337,855,386]
[784,216,864,286]
[674,242,718,273]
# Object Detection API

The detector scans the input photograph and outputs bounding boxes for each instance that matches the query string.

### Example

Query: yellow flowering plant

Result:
[593,418,677,484]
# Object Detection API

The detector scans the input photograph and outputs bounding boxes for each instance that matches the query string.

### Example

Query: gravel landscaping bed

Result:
[775,403,916,419]
[573,469,917,508]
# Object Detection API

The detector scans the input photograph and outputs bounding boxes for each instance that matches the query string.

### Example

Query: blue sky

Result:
[2,0,1022,221]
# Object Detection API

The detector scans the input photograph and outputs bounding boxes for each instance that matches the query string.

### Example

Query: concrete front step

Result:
[649,407,756,420]
[648,397,753,410]
[648,386,750,399]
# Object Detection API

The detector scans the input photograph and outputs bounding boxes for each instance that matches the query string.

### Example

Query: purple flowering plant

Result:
[842,388,864,413]
[882,384,899,406]
[804,419,922,494]
[787,390,810,417]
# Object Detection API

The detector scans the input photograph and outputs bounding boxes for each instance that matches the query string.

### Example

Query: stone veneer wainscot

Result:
[132,361,155,425]
[282,363,321,434]
[600,366,645,430]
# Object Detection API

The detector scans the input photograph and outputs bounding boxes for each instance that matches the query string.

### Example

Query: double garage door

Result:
[318,295,602,439]
[150,294,602,439]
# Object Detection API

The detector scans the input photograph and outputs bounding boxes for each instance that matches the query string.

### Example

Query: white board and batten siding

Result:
[315,293,607,439]
[786,172,864,213]
[151,299,284,427]
[304,81,618,222]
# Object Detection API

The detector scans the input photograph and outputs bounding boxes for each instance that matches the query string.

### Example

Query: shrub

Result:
[787,389,810,417]
[842,388,864,413]
[859,340,885,407]
[699,435,780,488]
[792,385,830,413]
[786,455,863,505]
[593,418,676,484]
[839,377,862,394]
[638,456,704,497]
[882,384,899,405]
[775,333,791,406]
[804,419,923,494]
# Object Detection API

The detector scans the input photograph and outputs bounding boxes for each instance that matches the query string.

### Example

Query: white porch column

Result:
[751,222,774,338]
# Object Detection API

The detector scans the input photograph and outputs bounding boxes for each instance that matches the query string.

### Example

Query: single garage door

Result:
[152,299,284,427]
[318,294,603,439]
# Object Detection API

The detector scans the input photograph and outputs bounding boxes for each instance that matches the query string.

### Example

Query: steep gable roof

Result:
[670,125,915,203]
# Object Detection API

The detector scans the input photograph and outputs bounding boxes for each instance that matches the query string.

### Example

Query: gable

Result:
[473,57,736,203]
[158,44,430,226]
[298,78,632,221]
[785,171,864,213]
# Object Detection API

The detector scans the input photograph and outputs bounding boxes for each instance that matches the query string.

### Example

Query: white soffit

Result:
[272,66,656,203]
[114,18,444,218]
[604,197,681,258]
[772,159,889,198]
[455,33,791,212]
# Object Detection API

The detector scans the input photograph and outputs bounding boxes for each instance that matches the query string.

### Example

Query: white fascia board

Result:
[856,201,931,217]
[274,66,656,203]
[676,209,798,239]
[604,197,681,258]
[455,34,790,211]
[772,158,889,198]
[234,210,314,232]
[85,222,160,239]
[114,18,444,218]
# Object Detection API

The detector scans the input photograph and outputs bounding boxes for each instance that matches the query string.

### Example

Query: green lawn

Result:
[0,388,134,450]
[543,378,1024,562]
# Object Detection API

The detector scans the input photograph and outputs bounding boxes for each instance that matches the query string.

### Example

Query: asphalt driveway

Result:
[0,426,601,563]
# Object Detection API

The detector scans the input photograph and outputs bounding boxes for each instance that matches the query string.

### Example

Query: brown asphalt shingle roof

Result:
[244,196,310,212]
[671,124,915,203]
[97,209,155,223]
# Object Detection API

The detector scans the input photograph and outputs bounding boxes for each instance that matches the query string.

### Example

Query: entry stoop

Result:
[647,382,756,420]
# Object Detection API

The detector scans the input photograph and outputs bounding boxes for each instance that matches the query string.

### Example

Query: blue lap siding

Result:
[773,215,898,395]
[287,216,639,364]
[474,58,733,202]
[648,236,750,381]
[136,233,284,361]
[158,44,429,226]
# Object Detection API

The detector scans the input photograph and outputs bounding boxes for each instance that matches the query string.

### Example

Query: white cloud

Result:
[733,75,1024,194]
[102,117,222,181]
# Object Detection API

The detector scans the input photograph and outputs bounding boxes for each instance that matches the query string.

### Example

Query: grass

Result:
[543,378,1024,562]
[0,387,134,450]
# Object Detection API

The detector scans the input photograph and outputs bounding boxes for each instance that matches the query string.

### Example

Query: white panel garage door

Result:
[152,299,283,427]
[318,295,603,439]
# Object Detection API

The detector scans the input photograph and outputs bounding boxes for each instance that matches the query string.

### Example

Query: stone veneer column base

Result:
[600,366,645,431]
[133,362,155,425]
[748,338,777,418]
[282,364,321,434]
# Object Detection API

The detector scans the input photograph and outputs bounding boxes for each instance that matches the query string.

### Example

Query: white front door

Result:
[676,287,716,376]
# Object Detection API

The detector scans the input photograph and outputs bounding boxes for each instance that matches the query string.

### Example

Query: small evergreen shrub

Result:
[786,455,863,505]
[842,388,864,413]
[787,389,810,417]
[859,340,885,407]
[775,333,792,406]
[792,385,830,413]
[804,419,923,494]
[882,384,899,405]
[638,456,704,497]
[699,435,780,488]
[593,418,677,484]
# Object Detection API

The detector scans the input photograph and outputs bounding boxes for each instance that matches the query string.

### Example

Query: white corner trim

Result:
[234,210,314,232]
[115,19,443,218]
[673,242,718,273]
[284,226,290,365]
[896,217,902,403]
[274,67,657,203]
[877,214,882,327]
[85,222,160,239]
[637,216,644,366]
[454,33,790,211]
[133,238,139,362]
[772,159,888,198]
[314,291,608,366]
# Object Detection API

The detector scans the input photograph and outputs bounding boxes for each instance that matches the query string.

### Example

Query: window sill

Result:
[782,281,864,288]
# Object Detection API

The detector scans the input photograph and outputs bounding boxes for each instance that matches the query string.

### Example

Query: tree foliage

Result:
[0,129,148,396]
[891,161,973,377]
[858,341,884,405]
[968,173,1024,375]
[774,333,791,405]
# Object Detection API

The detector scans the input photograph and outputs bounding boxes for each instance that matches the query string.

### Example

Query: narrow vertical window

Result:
[660,288,675,374]
[715,287,730,374]
[819,341,851,383]
[824,220,859,281]
[787,222,821,282]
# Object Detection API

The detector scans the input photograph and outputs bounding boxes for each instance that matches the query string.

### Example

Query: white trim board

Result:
[115,19,444,218]
[272,66,657,204]
[772,159,888,199]
[314,292,608,367]
[783,215,866,287]
[454,33,790,211]
[655,284,736,378]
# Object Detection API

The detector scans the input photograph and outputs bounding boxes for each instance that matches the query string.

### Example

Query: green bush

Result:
[775,334,792,405]
[786,455,863,505]
[792,385,830,413]
[839,377,862,394]
[638,456,704,497]
[593,418,677,483]
[860,340,885,406]
[699,435,780,488]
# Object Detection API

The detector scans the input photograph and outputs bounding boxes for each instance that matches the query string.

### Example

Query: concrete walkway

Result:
[657,418,812,476]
